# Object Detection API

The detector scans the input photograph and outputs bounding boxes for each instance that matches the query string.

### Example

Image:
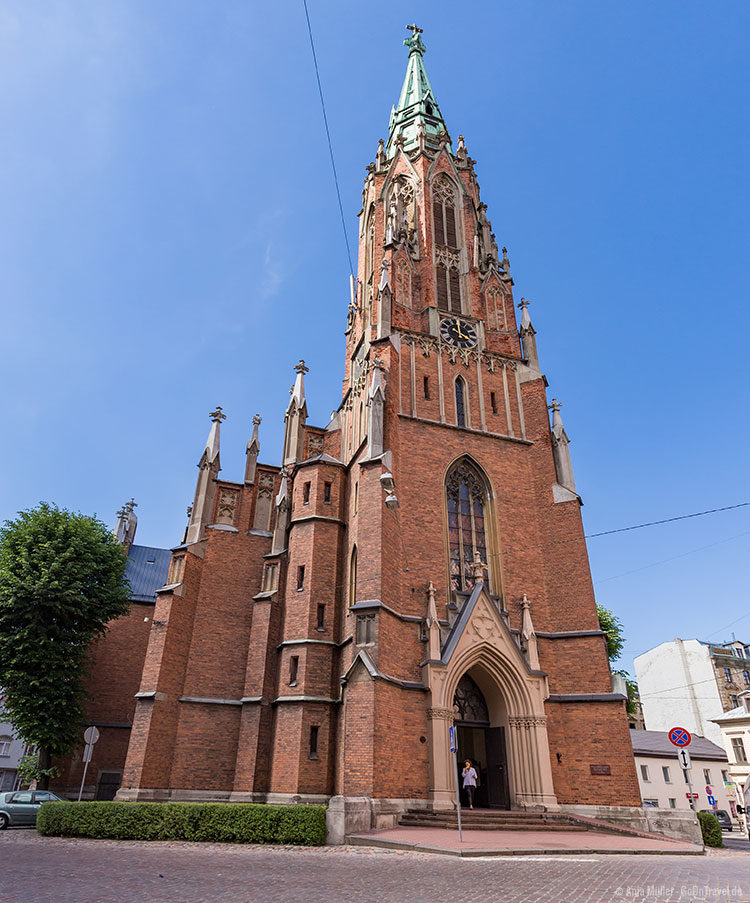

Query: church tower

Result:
[119,26,640,828]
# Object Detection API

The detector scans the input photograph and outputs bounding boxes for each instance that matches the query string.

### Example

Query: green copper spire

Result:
[386,24,450,158]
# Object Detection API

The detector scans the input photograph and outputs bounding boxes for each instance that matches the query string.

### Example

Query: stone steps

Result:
[398,809,614,834]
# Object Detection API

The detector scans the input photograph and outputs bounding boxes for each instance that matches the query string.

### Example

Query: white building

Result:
[0,699,27,792]
[630,730,733,821]
[635,638,750,747]
[712,694,750,822]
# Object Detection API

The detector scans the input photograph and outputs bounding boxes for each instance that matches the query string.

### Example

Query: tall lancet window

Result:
[433,176,461,314]
[455,376,466,428]
[446,460,490,594]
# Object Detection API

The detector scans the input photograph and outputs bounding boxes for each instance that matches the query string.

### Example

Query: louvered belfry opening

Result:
[433,176,462,314]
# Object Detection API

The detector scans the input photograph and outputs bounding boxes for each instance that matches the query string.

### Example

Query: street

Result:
[3,829,750,903]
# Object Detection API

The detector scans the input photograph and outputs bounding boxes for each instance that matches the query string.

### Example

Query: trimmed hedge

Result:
[697,811,723,848]
[36,801,326,846]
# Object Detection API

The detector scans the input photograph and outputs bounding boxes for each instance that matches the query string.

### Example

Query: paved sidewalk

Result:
[348,825,703,856]
[2,830,749,903]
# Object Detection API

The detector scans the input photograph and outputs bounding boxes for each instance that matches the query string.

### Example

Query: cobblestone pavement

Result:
[3,829,750,903]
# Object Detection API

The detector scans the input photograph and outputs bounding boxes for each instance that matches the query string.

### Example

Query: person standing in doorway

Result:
[462,759,478,809]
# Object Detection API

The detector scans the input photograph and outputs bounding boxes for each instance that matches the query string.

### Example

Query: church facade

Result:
[117,27,640,828]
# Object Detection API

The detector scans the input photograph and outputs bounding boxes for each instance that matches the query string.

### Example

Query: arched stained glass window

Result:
[455,377,466,428]
[453,675,490,724]
[447,460,489,593]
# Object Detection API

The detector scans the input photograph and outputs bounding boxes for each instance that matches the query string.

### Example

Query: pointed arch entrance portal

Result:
[453,674,510,808]
[424,583,558,811]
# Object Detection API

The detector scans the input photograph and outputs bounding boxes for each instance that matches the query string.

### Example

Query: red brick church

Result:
[76,26,640,829]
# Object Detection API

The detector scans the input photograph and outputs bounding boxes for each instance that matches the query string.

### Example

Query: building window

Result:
[731,695,739,708]
[309,725,319,760]
[289,656,299,686]
[324,482,332,504]
[353,482,359,515]
[662,766,671,783]
[303,482,311,505]
[349,546,357,608]
[643,799,659,808]
[355,614,376,646]
[724,668,732,683]
[455,377,467,428]
[722,770,729,783]
[732,737,747,763]
[296,566,305,591]
[317,604,326,632]
[703,769,711,784]
[0,737,11,757]
[640,764,650,782]
[743,670,750,685]
[446,459,491,594]
[432,176,458,249]
[490,391,497,415]
[423,376,430,400]
[668,798,676,809]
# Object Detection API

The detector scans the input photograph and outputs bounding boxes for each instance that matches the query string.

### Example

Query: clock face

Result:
[440,317,477,348]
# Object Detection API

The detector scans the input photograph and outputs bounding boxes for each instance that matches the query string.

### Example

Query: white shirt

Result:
[462,766,477,787]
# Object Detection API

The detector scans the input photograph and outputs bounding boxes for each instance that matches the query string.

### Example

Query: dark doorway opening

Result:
[454,674,510,809]
[96,771,122,801]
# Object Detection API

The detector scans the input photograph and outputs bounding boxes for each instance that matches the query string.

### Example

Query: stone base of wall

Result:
[326,796,432,843]
[560,804,703,846]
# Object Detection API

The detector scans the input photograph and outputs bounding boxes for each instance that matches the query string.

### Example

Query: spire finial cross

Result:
[548,398,562,414]
[209,406,226,423]
[252,414,262,426]
[294,360,309,375]
[125,498,137,514]
[518,297,530,310]
[406,23,422,36]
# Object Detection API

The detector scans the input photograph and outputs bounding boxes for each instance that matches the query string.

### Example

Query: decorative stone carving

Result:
[427,706,454,721]
[215,489,238,526]
[308,433,324,456]
[258,472,275,490]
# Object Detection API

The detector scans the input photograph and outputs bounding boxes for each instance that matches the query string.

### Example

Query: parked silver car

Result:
[0,790,63,828]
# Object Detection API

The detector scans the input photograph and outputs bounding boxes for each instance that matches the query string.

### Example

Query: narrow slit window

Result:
[309,725,319,759]
[289,655,299,686]
[349,546,358,608]
[303,482,311,504]
[455,378,466,428]
[324,482,332,504]
[354,482,359,515]
[490,391,497,415]
[317,604,326,631]
[423,376,430,399]
[297,565,305,591]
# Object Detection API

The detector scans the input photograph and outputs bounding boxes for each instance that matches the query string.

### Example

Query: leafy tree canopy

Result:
[596,603,625,662]
[0,503,130,780]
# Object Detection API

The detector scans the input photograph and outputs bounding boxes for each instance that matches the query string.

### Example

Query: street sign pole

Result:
[669,727,695,811]
[77,726,100,803]
[449,724,463,843]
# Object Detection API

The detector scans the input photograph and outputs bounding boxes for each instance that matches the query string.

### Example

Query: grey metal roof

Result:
[125,544,171,603]
[630,730,727,762]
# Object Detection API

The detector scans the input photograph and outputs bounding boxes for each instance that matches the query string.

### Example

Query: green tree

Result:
[596,604,625,661]
[597,603,639,718]
[0,503,130,787]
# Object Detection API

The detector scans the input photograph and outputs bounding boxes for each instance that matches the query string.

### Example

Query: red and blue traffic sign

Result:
[669,727,692,747]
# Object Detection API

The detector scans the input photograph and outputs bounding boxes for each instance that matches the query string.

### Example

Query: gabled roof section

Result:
[386,26,450,158]
[125,544,172,603]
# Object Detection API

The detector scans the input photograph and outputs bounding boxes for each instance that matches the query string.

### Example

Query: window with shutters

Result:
[433,176,462,314]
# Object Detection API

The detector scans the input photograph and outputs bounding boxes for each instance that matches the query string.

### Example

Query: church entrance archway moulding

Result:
[423,583,558,811]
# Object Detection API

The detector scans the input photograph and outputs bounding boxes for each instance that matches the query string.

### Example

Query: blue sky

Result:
[1,2,749,675]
